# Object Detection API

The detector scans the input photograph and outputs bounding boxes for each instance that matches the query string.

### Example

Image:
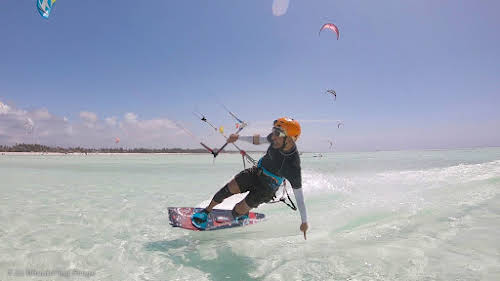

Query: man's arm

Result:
[292,188,307,224]
[234,134,270,145]
[292,187,308,240]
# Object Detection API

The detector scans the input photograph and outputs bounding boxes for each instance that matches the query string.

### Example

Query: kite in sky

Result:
[24,118,34,134]
[326,89,337,101]
[37,0,56,19]
[319,23,340,40]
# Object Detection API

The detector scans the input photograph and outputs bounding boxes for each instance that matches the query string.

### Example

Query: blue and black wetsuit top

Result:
[258,134,302,190]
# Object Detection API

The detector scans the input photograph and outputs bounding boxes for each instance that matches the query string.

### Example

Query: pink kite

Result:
[319,23,340,40]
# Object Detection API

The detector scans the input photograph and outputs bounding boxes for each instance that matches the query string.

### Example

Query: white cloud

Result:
[79,111,98,129]
[137,119,177,131]
[124,112,138,123]
[79,111,98,123]
[33,108,51,120]
[0,101,11,114]
[24,118,34,133]
[0,101,192,149]
[105,116,117,127]
[65,125,74,136]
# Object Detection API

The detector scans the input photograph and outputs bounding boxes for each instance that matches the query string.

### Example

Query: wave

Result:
[375,160,500,189]
[302,160,500,194]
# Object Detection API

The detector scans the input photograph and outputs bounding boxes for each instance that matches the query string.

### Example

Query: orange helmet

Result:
[273,117,301,141]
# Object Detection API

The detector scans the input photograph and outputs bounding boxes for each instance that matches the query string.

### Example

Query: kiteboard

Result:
[168,207,265,231]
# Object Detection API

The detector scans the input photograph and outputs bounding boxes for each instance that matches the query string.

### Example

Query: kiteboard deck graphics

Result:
[168,207,265,231]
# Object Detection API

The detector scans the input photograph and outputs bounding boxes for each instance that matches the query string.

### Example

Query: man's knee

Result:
[212,179,241,204]
[213,184,232,203]
[228,179,241,194]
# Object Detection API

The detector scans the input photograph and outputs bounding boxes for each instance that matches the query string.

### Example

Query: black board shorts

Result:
[234,166,276,208]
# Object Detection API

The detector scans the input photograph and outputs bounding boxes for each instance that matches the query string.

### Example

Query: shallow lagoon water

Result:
[1,148,499,280]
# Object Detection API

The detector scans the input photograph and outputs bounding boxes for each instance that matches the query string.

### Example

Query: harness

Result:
[257,158,297,211]
[257,158,284,190]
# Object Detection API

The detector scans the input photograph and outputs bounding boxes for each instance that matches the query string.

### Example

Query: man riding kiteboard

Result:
[191,117,308,239]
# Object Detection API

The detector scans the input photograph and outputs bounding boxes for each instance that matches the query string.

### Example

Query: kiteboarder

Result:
[191,117,309,239]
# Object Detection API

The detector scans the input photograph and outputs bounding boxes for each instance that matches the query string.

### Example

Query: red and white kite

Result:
[319,23,340,40]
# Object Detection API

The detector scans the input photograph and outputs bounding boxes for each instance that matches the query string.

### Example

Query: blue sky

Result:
[1,0,499,151]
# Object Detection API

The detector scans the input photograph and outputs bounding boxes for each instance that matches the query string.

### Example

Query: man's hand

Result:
[227,134,239,143]
[300,222,308,240]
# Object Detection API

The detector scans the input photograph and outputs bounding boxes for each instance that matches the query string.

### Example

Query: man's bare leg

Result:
[233,199,251,216]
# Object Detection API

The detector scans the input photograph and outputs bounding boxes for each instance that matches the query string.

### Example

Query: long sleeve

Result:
[292,188,307,223]
[238,135,270,145]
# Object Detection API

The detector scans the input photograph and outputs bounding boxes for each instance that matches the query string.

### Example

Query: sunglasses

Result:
[272,127,286,137]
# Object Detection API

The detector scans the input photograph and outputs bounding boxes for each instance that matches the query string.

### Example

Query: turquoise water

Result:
[1,148,499,280]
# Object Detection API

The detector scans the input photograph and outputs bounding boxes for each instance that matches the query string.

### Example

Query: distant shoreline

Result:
[0,143,256,155]
[1,144,498,156]
[0,152,207,156]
